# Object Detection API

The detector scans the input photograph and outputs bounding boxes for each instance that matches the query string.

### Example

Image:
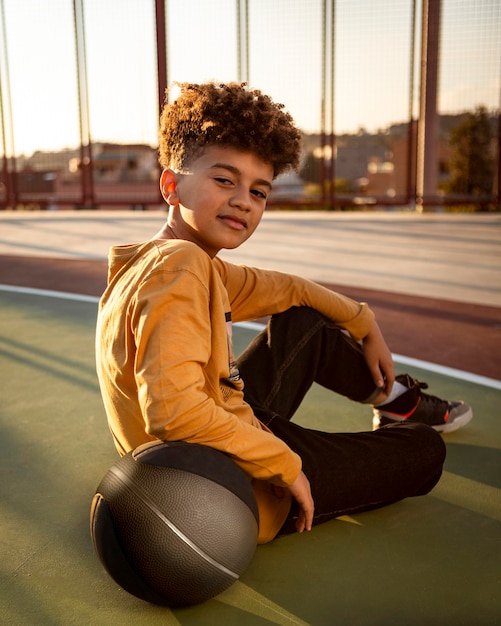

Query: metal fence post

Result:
[416,0,441,212]
[73,0,95,209]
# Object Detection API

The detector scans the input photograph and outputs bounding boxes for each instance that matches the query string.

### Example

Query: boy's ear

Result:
[160,169,179,204]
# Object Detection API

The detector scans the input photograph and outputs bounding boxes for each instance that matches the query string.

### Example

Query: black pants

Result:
[236,307,446,535]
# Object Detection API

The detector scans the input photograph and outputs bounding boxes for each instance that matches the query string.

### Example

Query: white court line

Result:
[1,283,500,391]
[0,283,100,303]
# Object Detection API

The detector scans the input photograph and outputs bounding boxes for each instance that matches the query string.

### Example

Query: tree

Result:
[444,106,494,196]
[300,151,322,184]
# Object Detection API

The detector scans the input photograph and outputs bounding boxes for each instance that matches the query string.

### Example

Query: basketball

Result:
[90,440,259,607]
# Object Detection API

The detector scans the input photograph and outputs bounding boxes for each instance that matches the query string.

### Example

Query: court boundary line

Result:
[1,283,500,391]
[0,283,100,303]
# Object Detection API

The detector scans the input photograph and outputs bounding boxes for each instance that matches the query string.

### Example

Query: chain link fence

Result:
[1,0,499,211]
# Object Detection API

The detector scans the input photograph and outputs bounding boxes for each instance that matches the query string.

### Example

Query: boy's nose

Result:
[229,188,251,210]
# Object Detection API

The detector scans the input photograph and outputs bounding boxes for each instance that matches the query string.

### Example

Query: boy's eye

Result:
[214,176,233,185]
[251,189,268,200]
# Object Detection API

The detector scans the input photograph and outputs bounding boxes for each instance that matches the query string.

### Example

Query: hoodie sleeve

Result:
[215,259,375,341]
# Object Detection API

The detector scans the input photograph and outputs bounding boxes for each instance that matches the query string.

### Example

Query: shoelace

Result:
[412,379,448,407]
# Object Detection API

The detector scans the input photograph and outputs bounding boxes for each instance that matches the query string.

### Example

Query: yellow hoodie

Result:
[95,239,375,542]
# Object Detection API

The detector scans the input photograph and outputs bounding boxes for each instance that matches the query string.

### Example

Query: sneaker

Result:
[372,374,473,433]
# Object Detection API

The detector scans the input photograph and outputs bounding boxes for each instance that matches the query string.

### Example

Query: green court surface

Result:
[1,287,500,626]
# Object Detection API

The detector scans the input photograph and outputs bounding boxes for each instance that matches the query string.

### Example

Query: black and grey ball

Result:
[90,441,259,606]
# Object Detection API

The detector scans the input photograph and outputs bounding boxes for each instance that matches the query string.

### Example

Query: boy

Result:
[95,82,472,544]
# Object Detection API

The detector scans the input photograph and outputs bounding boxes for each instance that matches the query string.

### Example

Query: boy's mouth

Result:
[218,214,248,230]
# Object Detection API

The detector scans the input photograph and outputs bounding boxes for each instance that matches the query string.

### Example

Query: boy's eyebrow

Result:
[209,162,273,188]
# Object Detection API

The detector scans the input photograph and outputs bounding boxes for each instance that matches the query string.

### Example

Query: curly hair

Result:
[158,82,302,178]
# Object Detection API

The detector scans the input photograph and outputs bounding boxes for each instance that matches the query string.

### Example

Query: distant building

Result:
[269,170,305,203]
[12,143,161,210]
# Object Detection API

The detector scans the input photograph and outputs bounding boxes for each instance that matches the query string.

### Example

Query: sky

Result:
[0,0,500,157]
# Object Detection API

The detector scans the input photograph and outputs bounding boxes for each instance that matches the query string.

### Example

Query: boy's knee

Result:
[271,306,337,332]
[394,421,446,465]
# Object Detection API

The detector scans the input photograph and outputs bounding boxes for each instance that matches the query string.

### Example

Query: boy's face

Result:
[161,146,273,257]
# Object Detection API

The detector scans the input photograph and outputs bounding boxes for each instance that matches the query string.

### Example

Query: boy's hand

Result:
[287,471,314,533]
[362,322,395,396]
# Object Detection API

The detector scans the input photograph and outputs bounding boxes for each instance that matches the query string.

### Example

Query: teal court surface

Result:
[1,285,500,626]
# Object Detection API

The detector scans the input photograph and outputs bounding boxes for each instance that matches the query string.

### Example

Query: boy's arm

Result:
[132,263,301,487]
[217,259,394,391]
[215,259,374,340]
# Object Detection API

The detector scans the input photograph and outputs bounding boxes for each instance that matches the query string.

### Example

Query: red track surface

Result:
[1,254,499,380]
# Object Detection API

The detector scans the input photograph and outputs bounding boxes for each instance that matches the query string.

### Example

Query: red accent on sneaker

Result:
[387,396,421,419]
[443,410,449,423]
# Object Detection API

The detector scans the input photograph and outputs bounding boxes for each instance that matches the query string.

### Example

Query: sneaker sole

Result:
[430,405,473,433]
[373,405,473,433]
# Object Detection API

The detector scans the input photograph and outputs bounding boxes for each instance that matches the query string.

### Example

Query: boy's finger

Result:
[371,365,385,389]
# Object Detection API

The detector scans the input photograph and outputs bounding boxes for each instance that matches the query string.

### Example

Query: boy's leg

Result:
[266,416,445,535]
[236,306,446,533]
[237,306,377,423]
[237,306,471,431]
